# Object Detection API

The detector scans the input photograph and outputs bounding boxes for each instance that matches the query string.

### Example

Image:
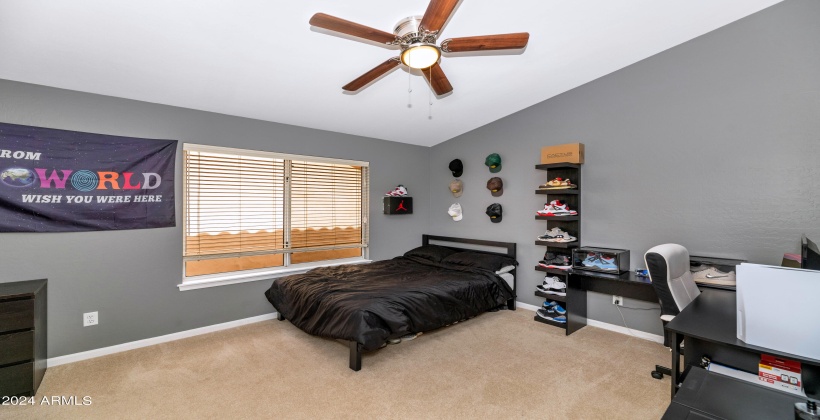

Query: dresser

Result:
[0,279,47,397]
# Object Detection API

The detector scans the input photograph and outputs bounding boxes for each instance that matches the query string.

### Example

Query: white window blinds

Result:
[183,144,368,278]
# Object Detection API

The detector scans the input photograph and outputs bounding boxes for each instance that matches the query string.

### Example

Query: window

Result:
[182,144,369,284]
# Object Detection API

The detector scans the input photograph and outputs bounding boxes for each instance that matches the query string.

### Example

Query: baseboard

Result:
[515,301,542,312]
[515,301,664,344]
[47,312,278,367]
[585,319,664,344]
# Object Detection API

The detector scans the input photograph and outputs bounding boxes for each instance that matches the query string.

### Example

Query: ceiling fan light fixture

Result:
[401,43,440,69]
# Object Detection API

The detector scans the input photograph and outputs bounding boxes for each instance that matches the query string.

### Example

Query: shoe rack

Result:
[533,163,581,331]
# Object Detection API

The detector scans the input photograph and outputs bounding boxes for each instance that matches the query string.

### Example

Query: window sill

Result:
[178,258,372,291]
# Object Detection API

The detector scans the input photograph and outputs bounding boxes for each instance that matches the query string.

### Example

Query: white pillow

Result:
[495,265,515,275]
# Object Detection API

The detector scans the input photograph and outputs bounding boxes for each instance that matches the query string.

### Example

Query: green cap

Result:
[484,153,502,173]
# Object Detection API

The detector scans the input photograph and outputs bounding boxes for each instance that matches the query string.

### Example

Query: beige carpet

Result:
[4,309,671,419]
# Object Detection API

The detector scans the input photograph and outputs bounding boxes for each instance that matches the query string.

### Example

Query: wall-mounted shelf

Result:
[535,189,579,195]
[535,215,580,221]
[533,162,581,333]
[535,265,572,277]
[535,289,566,303]
[535,163,581,170]
[534,240,579,248]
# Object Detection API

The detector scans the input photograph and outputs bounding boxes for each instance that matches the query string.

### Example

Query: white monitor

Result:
[737,263,820,360]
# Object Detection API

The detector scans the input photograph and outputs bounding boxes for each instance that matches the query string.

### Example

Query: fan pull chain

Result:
[428,67,433,120]
[407,70,413,108]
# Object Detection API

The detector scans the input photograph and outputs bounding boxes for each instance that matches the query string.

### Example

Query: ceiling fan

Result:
[309,0,530,96]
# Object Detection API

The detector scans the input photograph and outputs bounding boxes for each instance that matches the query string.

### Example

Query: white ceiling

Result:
[0,0,782,146]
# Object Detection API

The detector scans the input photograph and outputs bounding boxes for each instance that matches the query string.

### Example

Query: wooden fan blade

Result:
[441,33,530,52]
[310,13,396,44]
[422,63,453,95]
[420,0,460,33]
[342,58,401,92]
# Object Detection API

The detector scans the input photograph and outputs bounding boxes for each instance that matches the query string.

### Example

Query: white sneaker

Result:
[536,276,567,296]
[537,228,577,243]
[693,267,736,285]
[385,185,409,197]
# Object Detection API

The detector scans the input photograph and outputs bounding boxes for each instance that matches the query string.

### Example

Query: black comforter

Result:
[265,256,514,351]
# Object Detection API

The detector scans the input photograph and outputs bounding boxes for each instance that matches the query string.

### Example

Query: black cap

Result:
[485,203,502,223]
[448,159,463,177]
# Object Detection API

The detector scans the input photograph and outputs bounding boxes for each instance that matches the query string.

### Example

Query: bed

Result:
[265,235,518,371]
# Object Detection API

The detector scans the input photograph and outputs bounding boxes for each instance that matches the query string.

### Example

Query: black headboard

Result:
[422,234,517,260]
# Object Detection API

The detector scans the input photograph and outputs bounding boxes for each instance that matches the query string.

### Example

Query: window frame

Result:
[179,143,370,291]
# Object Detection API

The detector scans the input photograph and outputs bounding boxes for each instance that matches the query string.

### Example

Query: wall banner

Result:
[0,122,177,232]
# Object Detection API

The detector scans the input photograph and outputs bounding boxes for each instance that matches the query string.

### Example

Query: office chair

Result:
[645,244,701,380]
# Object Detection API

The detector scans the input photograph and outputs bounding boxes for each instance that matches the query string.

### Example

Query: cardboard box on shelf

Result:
[541,143,584,164]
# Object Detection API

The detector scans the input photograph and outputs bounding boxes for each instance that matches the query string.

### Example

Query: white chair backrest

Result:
[645,244,700,313]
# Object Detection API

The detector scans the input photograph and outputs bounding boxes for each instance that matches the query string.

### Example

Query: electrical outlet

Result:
[83,311,98,327]
[612,296,624,306]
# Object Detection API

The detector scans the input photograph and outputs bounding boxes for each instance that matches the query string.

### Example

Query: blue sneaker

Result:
[582,252,601,267]
[551,304,567,316]
[597,256,618,271]
[543,300,557,308]
[552,316,567,323]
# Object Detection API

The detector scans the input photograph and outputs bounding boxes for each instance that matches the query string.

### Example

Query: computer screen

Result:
[802,235,820,271]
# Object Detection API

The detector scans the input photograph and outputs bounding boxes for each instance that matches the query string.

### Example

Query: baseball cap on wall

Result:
[449,179,463,197]
[484,153,501,173]
[448,159,463,177]
[486,177,503,197]
[485,203,502,223]
[448,203,463,221]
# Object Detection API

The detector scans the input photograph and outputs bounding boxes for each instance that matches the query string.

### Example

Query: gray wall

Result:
[429,0,820,335]
[0,79,430,357]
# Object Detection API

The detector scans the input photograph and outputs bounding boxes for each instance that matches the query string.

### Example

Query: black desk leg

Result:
[670,331,682,399]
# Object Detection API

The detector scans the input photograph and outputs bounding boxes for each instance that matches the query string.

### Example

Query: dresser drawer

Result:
[0,299,34,333]
[0,331,34,365]
[0,362,33,397]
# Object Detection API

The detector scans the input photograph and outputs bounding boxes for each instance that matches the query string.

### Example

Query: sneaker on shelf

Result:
[385,185,409,197]
[582,252,603,267]
[536,309,567,323]
[538,177,577,190]
[545,303,567,316]
[536,200,577,217]
[539,253,572,269]
[537,228,577,243]
[536,276,567,296]
[536,308,552,320]
[551,199,578,215]
[692,268,737,285]
[598,256,619,271]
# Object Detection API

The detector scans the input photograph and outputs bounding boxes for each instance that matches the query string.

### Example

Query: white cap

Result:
[448,203,463,221]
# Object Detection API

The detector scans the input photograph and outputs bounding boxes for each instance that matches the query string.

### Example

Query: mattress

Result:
[265,255,515,351]
[498,272,514,290]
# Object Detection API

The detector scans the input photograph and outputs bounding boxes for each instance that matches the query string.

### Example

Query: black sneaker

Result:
[539,253,572,269]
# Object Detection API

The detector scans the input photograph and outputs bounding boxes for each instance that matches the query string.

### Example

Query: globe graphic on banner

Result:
[1,167,37,187]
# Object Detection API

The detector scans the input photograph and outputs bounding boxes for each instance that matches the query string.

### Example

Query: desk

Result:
[563,270,657,335]
[665,289,820,399]
[662,366,803,419]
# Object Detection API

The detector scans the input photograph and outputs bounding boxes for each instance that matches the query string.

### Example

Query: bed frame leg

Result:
[507,298,516,311]
[349,341,362,371]
[276,312,284,321]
